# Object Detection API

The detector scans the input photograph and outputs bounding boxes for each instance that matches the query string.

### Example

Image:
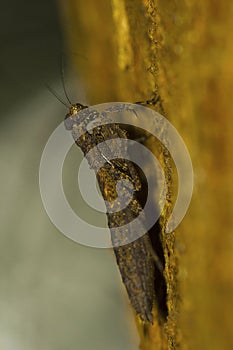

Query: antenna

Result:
[46,84,71,109]
[61,55,73,105]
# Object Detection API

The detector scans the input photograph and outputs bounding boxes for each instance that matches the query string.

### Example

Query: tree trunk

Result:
[58,0,233,349]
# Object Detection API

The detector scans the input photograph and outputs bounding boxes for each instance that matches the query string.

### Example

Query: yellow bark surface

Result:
[58,1,233,349]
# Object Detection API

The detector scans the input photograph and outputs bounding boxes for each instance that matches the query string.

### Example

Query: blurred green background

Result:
[0,1,138,349]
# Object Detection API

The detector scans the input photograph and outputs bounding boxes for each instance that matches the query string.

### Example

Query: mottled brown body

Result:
[65,103,155,322]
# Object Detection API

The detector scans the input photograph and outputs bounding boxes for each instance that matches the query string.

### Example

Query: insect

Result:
[48,81,166,322]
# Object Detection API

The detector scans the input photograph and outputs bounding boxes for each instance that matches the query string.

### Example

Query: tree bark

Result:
[58,0,233,349]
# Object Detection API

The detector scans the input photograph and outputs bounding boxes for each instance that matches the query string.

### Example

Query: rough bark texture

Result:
[58,0,233,349]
